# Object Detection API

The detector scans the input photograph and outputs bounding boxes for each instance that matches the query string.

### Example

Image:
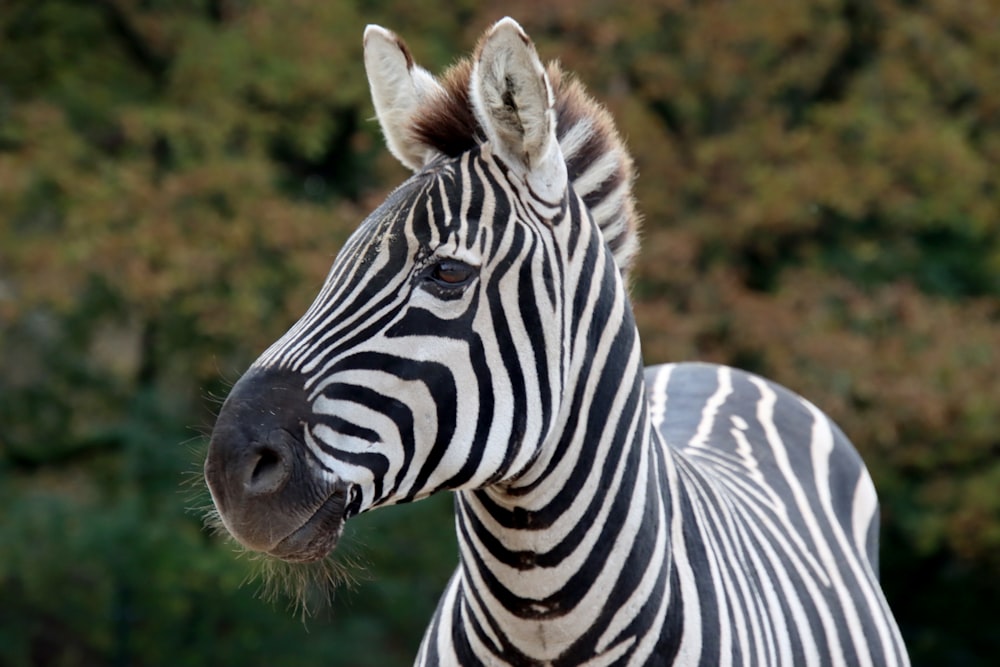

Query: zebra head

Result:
[204,17,637,563]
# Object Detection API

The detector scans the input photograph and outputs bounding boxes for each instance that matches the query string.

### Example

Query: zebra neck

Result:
[451,300,673,659]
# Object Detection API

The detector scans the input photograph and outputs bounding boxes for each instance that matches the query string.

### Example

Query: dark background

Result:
[2,1,998,664]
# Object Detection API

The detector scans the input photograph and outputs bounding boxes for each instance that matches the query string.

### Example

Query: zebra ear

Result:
[471,18,567,200]
[363,25,445,171]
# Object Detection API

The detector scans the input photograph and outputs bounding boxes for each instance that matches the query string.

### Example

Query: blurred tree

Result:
[1,1,997,665]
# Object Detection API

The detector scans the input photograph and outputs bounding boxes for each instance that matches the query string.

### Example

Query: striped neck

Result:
[445,205,670,662]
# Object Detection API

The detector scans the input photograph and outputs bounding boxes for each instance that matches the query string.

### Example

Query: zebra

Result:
[204,17,910,666]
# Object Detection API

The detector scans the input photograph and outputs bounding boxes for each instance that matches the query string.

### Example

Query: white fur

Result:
[363,25,444,171]
[470,18,567,203]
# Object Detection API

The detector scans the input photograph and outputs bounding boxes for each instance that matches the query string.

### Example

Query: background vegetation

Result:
[2,0,997,664]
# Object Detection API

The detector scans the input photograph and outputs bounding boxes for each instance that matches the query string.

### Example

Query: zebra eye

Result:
[428,259,476,288]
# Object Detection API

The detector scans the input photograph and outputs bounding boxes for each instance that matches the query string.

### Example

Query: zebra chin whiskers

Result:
[199,504,227,537]
[180,430,231,538]
[184,465,245,545]
[239,536,370,621]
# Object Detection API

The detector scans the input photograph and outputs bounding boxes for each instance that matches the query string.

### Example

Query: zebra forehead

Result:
[353,165,481,255]
[409,54,641,277]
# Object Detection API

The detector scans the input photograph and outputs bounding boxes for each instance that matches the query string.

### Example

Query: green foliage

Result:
[2,1,998,665]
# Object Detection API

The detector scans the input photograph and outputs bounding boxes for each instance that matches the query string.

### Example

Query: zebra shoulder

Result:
[644,361,881,570]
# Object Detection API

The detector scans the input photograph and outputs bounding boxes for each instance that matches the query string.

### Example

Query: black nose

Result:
[205,366,323,552]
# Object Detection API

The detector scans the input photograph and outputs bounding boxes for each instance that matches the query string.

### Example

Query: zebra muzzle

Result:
[267,484,349,563]
[205,366,348,562]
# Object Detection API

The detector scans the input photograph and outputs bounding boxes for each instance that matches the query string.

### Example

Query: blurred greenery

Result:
[1,1,998,665]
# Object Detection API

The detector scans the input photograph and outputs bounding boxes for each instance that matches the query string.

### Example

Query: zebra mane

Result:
[410,56,641,278]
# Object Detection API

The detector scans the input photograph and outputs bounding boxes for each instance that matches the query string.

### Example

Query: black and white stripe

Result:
[204,17,909,666]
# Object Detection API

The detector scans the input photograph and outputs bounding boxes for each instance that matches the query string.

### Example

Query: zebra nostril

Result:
[244,440,291,496]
